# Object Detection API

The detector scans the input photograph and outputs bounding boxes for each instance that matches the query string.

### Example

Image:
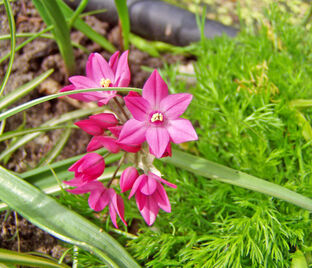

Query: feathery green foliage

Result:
[125,5,312,267]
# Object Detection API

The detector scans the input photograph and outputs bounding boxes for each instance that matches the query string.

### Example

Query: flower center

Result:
[100,78,111,87]
[150,112,164,123]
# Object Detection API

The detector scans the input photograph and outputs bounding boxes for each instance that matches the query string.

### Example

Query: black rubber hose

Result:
[65,0,238,46]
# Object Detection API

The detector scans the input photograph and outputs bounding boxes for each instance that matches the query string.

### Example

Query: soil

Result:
[0,0,189,261]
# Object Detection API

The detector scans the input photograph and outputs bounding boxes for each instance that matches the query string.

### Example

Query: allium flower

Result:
[127,171,176,226]
[64,153,105,186]
[118,69,198,158]
[60,51,130,106]
[67,181,127,228]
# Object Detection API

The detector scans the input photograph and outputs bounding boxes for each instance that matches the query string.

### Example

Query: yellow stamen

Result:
[100,78,111,87]
[151,113,164,122]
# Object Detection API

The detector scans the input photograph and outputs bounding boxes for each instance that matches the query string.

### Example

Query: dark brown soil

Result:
[0,0,189,259]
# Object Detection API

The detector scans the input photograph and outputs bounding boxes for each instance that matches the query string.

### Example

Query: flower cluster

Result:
[61,51,197,227]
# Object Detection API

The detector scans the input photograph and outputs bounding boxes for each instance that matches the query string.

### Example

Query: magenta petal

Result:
[140,175,157,195]
[67,181,103,194]
[88,53,114,84]
[129,174,146,199]
[69,75,99,89]
[108,51,120,73]
[148,172,177,189]
[125,96,151,121]
[63,177,84,187]
[75,119,104,136]
[139,196,159,226]
[108,125,122,138]
[112,193,127,227]
[155,183,171,213]
[142,69,168,108]
[135,192,147,210]
[120,167,139,192]
[89,188,109,211]
[118,119,147,145]
[167,118,198,144]
[90,113,119,128]
[114,50,130,87]
[118,142,142,153]
[97,92,118,106]
[87,136,120,153]
[146,127,169,158]
[160,93,193,119]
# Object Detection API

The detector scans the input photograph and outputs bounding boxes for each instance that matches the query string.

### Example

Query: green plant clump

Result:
[126,6,312,268]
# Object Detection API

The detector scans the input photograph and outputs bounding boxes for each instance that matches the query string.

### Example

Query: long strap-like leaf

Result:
[164,149,312,211]
[0,166,140,268]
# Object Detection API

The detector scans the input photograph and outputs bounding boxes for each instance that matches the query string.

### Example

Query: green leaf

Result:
[0,107,103,162]
[114,0,130,50]
[0,166,140,267]
[163,149,312,211]
[0,69,53,110]
[32,0,75,74]
[56,0,116,53]
[291,249,308,268]
[0,87,141,121]
[0,0,16,97]
[0,248,70,268]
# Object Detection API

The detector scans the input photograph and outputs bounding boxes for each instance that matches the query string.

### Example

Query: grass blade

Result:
[56,0,116,53]
[0,166,140,267]
[0,0,16,97]
[0,107,103,161]
[0,248,70,268]
[0,69,53,110]
[114,0,130,50]
[163,149,312,211]
[0,87,141,121]
[32,0,75,74]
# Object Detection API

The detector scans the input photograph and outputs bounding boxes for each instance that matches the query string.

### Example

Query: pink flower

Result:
[64,153,105,186]
[68,181,127,228]
[128,171,176,226]
[60,51,130,106]
[118,69,198,158]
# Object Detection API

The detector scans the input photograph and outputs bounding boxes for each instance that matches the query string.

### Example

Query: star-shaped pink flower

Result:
[118,69,198,158]
[60,51,130,106]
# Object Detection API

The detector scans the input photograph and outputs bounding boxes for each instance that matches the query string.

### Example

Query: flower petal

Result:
[97,92,118,106]
[120,167,139,192]
[86,53,114,84]
[69,75,98,89]
[67,181,103,194]
[167,118,198,144]
[140,175,157,195]
[160,93,192,119]
[139,196,159,226]
[75,119,104,136]
[129,174,146,199]
[135,191,147,210]
[108,51,120,73]
[142,69,168,108]
[89,113,119,128]
[146,127,169,158]
[125,96,151,121]
[155,183,171,213]
[148,172,177,189]
[87,136,120,153]
[114,50,130,87]
[111,193,127,227]
[89,187,110,211]
[118,119,147,145]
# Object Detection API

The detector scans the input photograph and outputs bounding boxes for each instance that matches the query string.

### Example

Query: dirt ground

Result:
[0,1,189,259]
